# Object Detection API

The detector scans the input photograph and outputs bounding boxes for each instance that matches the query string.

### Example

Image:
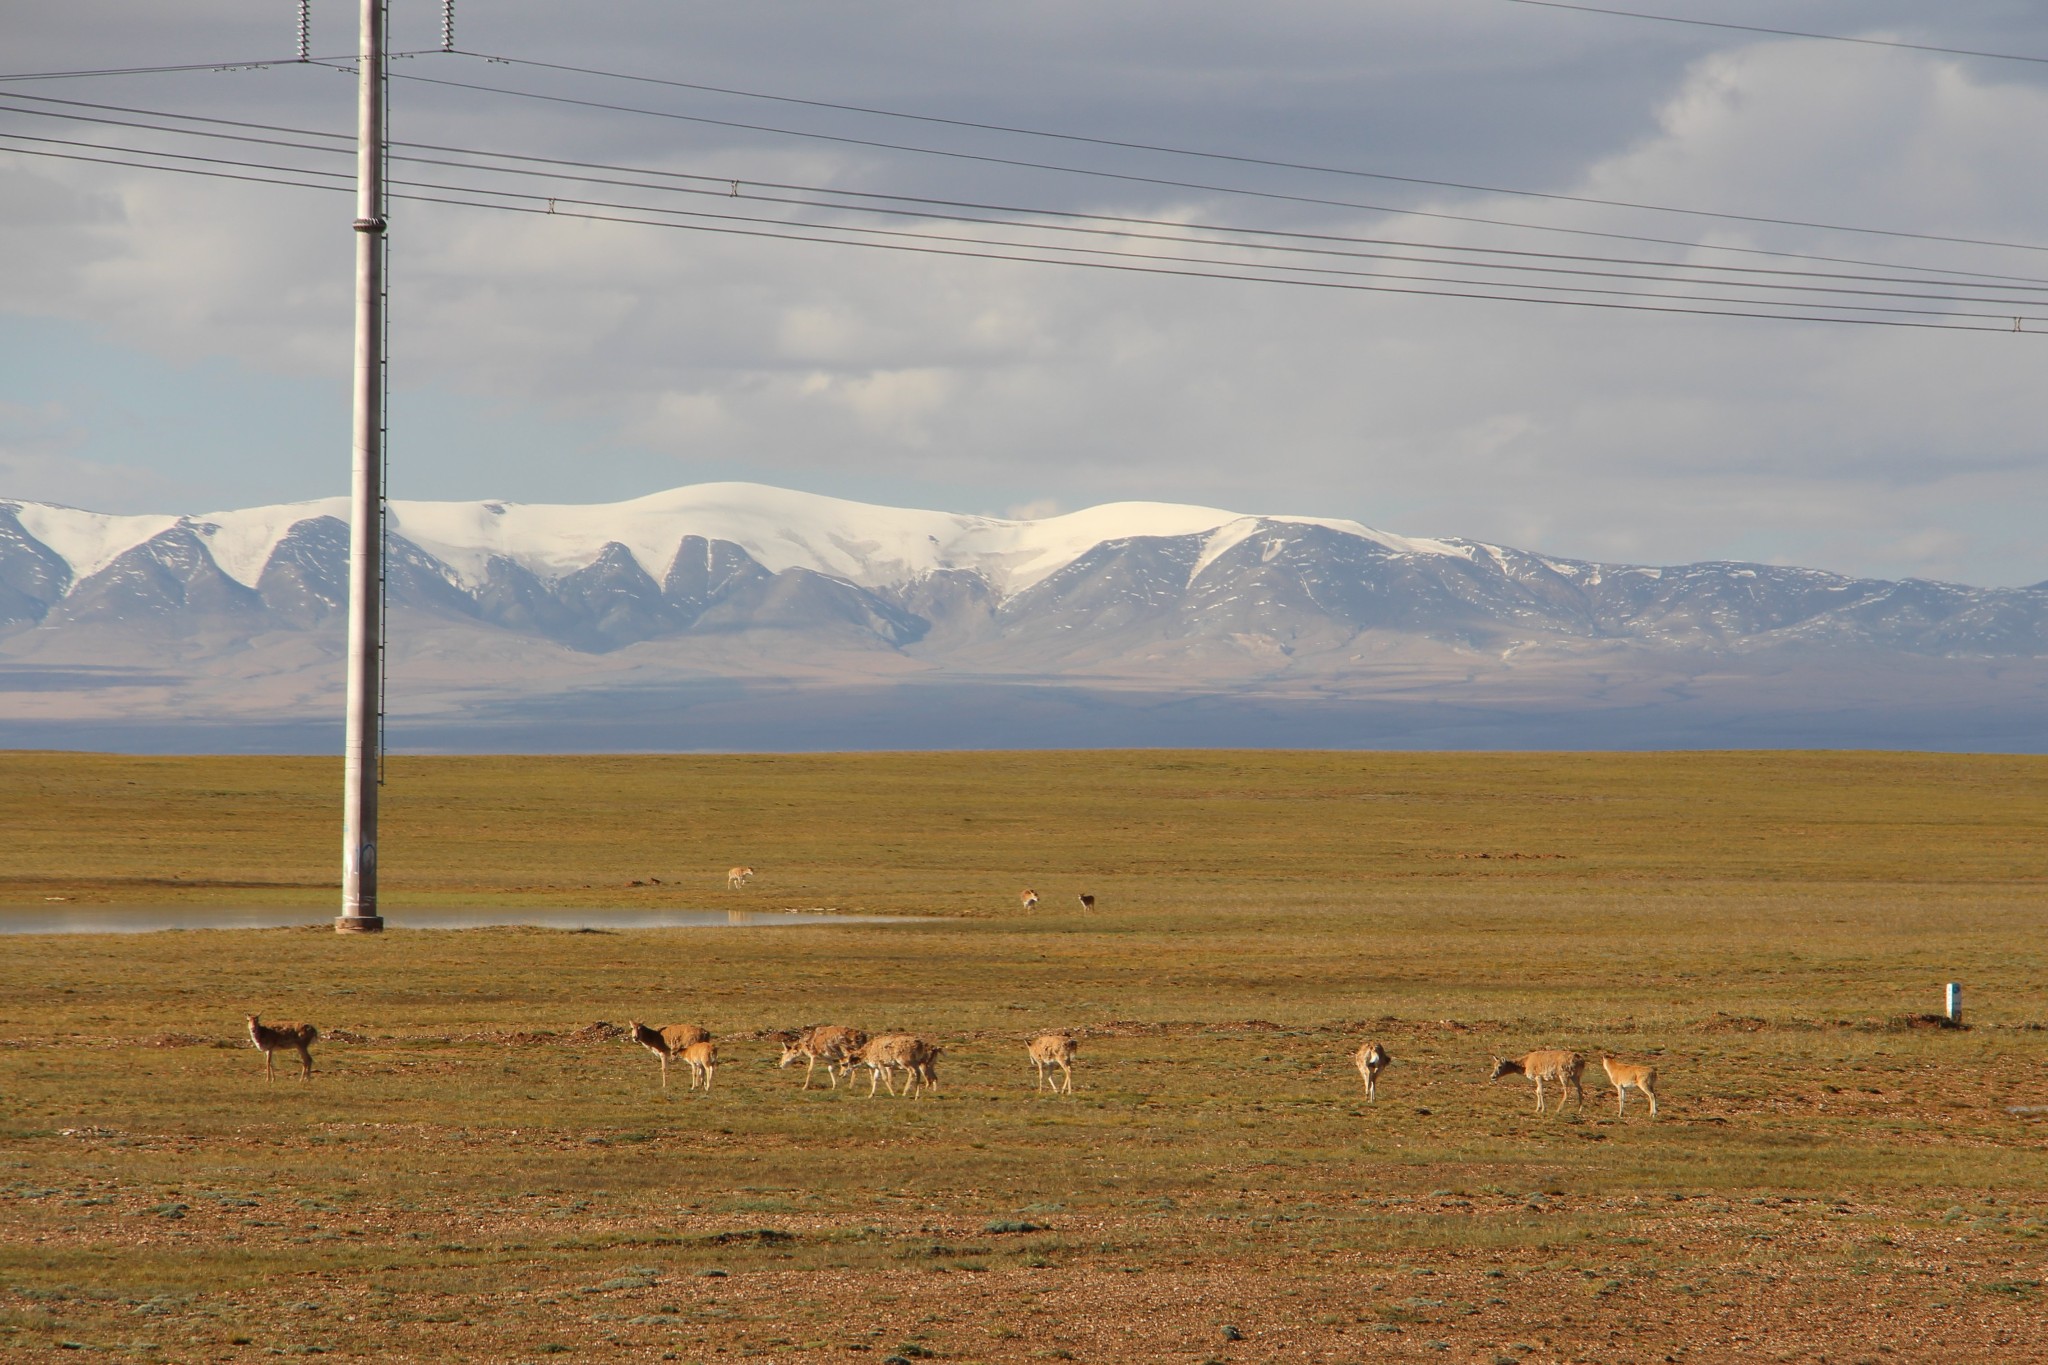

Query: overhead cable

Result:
[0,51,438,83]
[1496,1,2048,66]
[6,138,2043,335]
[417,51,2048,257]
[13,83,2046,287]
[7,96,2048,301]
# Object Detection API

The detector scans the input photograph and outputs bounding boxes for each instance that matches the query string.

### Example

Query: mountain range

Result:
[4,483,2044,752]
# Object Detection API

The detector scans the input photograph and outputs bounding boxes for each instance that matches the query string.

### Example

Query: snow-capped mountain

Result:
[1,483,1455,622]
[5,482,2042,658]
[4,482,2045,751]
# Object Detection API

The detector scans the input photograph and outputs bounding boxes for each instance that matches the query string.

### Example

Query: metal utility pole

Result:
[338,0,387,933]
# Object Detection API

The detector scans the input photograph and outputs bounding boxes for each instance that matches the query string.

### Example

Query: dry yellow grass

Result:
[1,749,2045,1360]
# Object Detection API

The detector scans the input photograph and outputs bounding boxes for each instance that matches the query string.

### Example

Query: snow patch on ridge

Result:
[10,503,183,583]
[192,498,352,587]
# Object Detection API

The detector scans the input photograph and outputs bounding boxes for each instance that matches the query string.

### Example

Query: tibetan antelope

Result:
[856,1034,942,1098]
[629,1020,712,1091]
[1077,893,1096,911]
[1019,889,1039,909]
[778,1025,868,1090]
[246,1014,317,1083]
[1353,1041,1391,1102]
[1490,1050,1586,1115]
[1027,1032,1079,1095]
[726,865,755,890]
[1600,1054,1660,1117]
[681,1040,718,1093]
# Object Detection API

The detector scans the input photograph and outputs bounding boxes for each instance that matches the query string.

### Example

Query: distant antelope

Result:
[856,1034,942,1098]
[681,1040,718,1093]
[1353,1041,1391,1101]
[1077,893,1096,911]
[1490,1050,1586,1115]
[779,1025,868,1090]
[1027,1032,1079,1095]
[726,865,755,890]
[246,1014,317,1083]
[1600,1054,1660,1117]
[1019,889,1039,909]
[629,1020,712,1091]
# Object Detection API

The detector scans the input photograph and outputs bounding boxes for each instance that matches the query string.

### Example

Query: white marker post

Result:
[1945,982,1962,1026]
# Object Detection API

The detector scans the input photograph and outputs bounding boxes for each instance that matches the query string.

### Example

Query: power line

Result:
[12,40,2048,273]
[368,152,2048,310]
[1496,0,2048,66]
[419,50,2048,258]
[7,138,2043,334]
[0,51,438,83]
[380,190,2048,335]
[390,174,2048,321]
[9,94,2048,306]
[6,57,2045,329]
[0,140,344,195]
[15,83,2048,290]
[386,147,2048,299]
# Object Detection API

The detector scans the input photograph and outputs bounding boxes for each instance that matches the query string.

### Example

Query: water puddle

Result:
[0,907,914,935]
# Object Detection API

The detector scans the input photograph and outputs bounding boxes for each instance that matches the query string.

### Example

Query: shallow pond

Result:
[0,907,912,935]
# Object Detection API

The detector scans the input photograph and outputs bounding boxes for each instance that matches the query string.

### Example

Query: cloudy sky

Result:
[4,1,2046,586]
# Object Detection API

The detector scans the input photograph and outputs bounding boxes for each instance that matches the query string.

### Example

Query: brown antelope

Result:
[1027,1032,1079,1095]
[1019,889,1039,909]
[1077,893,1096,910]
[628,1020,712,1091]
[1490,1050,1586,1115]
[856,1034,942,1098]
[1600,1054,1660,1117]
[726,865,755,890]
[778,1025,868,1090]
[246,1014,317,1082]
[681,1040,718,1093]
[1353,1041,1391,1101]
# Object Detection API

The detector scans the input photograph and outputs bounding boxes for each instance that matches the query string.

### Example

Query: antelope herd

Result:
[244,858,1668,1113]
[246,1008,1661,1119]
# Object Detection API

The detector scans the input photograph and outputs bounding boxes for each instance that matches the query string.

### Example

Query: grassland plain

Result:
[0,749,2045,1363]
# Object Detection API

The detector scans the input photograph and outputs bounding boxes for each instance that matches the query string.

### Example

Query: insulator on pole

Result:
[297,0,311,61]
[441,0,455,52]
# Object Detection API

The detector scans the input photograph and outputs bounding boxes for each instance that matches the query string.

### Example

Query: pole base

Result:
[334,914,385,934]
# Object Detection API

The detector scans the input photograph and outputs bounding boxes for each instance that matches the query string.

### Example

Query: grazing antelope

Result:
[681,1040,718,1093]
[628,1020,712,1092]
[726,865,755,890]
[1027,1032,1079,1095]
[1600,1054,1660,1117]
[1490,1050,1586,1115]
[856,1034,942,1098]
[1352,1041,1391,1101]
[246,1014,317,1083]
[778,1025,869,1090]
[1077,893,1096,911]
[1019,889,1039,909]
